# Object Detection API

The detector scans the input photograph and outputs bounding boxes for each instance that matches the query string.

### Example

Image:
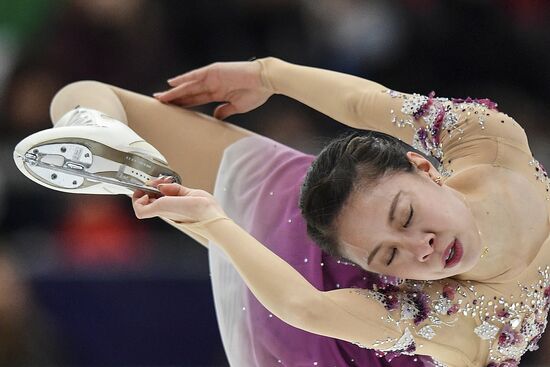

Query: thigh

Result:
[50,81,259,194]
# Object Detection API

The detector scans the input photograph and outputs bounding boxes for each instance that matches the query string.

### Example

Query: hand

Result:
[132,178,227,224]
[154,61,272,120]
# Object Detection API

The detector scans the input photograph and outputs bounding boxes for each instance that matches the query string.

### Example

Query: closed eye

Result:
[403,204,413,228]
[386,248,397,266]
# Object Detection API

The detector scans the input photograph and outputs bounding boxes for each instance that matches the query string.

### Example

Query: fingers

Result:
[145,175,175,187]
[154,80,209,103]
[213,103,239,120]
[133,194,197,222]
[167,67,206,87]
[132,188,158,205]
[132,192,166,219]
[133,188,145,200]
[132,183,221,223]
[133,194,159,219]
[168,94,222,108]
[132,192,153,218]
[157,183,192,197]
[142,196,183,217]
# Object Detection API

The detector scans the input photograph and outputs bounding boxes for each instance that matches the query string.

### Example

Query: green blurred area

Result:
[0,0,61,43]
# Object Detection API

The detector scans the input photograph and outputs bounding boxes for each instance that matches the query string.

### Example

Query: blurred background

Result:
[0,0,550,366]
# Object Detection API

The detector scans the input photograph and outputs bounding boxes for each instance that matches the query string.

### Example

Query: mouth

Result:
[442,239,463,269]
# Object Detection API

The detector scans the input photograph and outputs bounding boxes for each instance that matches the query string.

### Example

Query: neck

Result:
[447,186,491,281]
[447,186,512,282]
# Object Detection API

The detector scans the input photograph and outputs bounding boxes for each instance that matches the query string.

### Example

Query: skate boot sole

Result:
[14,137,181,195]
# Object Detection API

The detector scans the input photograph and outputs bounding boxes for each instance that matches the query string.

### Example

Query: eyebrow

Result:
[367,190,402,265]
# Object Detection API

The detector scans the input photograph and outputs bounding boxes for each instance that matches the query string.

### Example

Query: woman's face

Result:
[335,152,482,280]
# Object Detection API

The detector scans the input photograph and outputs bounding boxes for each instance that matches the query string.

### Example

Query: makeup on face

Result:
[336,171,478,280]
[442,239,463,269]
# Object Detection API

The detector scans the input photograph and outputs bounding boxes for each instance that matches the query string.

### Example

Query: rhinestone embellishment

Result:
[353,266,550,366]
[474,321,500,340]
[418,325,436,340]
[389,327,416,355]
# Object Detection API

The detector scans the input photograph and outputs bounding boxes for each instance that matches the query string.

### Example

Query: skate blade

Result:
[15,138,181,195]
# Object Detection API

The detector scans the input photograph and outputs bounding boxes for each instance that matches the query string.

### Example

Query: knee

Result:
[53,80,108,102]
[50,80,117,122]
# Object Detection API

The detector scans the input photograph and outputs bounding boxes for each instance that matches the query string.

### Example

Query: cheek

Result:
[423,191,456,222]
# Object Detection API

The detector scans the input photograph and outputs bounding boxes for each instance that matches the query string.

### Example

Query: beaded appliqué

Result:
[385,89,550,200]
[353,266,550,366]
[353,327,417,356]
[352,281,459,355]
[528,158,550,201]
[384,89,498,170]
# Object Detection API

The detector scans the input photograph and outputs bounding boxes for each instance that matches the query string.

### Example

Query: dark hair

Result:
[299,130,416,258]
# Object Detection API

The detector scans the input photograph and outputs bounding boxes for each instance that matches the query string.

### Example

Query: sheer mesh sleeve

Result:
[258,57,533,180]
[321,269,550,367]
[375,90,532,179]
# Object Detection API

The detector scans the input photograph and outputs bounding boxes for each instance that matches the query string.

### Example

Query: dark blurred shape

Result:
[31,276,226,366]
[2,60,62,136]
[0,251,62,366]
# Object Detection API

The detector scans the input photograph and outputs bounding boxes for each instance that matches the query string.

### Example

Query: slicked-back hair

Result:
[299,130,415,258]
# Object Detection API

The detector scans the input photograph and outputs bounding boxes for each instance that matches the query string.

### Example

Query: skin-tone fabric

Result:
[199,135,429,366]
[165,58,549,366]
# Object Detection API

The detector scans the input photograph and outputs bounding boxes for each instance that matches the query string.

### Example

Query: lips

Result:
[442,239,463,269]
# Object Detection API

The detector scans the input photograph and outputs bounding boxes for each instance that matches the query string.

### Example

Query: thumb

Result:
[157,183,192,197]
[213,103,238,120]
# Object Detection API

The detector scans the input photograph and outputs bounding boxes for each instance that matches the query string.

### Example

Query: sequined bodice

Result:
[351,266,550,367]
[186,58,550,367]
[347,90,550,366]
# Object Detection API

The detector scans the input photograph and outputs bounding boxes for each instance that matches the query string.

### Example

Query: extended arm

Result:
[257,57,416,142]
[156,57,417,143]
[159,57,531,170]
[182,216,325,327]
[178,216,480,367]
[258,57,537,178]
[133,184,488,366]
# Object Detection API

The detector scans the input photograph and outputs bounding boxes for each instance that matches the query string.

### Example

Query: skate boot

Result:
[13,107,181,195]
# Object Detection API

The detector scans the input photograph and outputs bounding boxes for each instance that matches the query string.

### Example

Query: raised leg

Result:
[50,81,259,193]
[50,81,260,247]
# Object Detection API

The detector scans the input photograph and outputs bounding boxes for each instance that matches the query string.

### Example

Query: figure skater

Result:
[14,58,549,367]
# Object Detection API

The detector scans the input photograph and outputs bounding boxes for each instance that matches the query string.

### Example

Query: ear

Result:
[405,151,441,182]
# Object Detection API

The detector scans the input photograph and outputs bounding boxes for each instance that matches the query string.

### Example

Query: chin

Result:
[404,273,443,281]
[460,247,480,271]
[414,267,465,281]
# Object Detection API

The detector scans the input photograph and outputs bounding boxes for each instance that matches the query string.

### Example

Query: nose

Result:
[407,233,435,262]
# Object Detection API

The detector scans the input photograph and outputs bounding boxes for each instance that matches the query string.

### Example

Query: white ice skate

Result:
[13,107,181,195]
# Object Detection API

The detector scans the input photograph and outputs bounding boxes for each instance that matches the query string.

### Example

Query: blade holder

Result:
[20,142,164,194]
[23,143,93,188]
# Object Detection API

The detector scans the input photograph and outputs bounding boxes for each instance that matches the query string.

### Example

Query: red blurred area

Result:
[55,196,149,270]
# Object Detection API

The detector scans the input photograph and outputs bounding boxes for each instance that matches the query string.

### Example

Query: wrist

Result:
[256,57,284,94]
[176,216,233,241]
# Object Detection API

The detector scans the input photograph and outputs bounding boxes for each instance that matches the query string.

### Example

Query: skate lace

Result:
[66,109,102,127]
